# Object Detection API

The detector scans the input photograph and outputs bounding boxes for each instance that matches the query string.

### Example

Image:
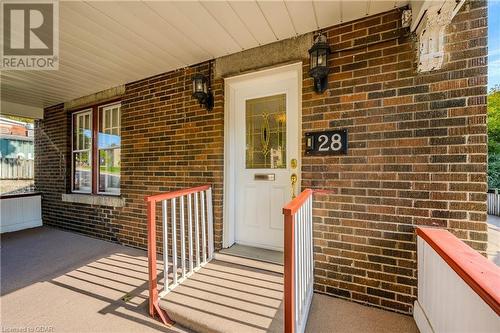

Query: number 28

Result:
[318,134,342,152]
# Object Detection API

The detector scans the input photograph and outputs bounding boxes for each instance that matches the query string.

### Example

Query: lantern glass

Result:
[317,49,327,67]
[193,74,208,95]
[310,49,318,69]
[193,77,203,94]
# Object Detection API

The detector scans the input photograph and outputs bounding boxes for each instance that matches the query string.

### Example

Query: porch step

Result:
[214,251,283,275]
[159,259,283,333]
[218,244,283,265]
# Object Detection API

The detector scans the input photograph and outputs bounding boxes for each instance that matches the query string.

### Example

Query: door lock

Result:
[291,173,298,199]
[291,158,297,169]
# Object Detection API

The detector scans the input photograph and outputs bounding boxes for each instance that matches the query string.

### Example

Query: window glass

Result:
[71,104,121,195]
[98,104,121,194]
[73,151,92,192]
[72,110,92,193]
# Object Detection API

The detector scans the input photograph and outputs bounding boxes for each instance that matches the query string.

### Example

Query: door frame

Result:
[223,62,302,249]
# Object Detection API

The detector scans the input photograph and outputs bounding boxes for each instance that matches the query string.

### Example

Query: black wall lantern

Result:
[308,34,331,94]
[192,68,214,111]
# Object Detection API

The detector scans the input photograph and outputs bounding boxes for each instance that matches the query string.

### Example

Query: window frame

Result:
[71,108,93,194]
[97,103,121,196]
[70,101,121,196]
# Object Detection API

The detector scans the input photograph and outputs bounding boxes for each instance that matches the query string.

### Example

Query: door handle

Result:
[291,173,298,199]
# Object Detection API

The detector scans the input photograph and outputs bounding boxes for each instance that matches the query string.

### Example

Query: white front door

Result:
[224,63,301,251]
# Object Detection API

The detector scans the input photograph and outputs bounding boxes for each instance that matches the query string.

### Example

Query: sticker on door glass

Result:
[245,94,286,169]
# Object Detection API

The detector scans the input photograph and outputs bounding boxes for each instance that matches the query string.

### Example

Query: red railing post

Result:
[283,208,295,333]
[147,199,157,317]
[146,198,172,325]
[283,189,320,333]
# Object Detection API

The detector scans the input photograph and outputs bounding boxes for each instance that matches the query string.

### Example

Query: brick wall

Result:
[36,2,487,315]
[302,2,488,313]
[113,62,224,249]
[35,103,121,240]
[36,62,225,249]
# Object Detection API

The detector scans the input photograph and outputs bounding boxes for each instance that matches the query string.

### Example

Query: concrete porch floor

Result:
[1,227,418,333]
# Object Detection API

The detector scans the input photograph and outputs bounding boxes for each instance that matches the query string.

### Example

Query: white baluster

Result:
[307,198,310,286]
[162,200,169,291]
[306,197,310,287]
[308,197,312,285]
[188,193,194,273]
[300,205,304,315]
[298,207,302,319]
[201,190,207,263]
[171,198,178,285]
[195,191,200,268]
[207,188,214,259]
[180,195,186,278]
[294,211,299,325]
[304,199,308,292]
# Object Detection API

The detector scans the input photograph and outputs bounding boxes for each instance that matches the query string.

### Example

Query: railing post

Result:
[146,199,173,325]
[282,189,320,333]
[283,208,295,333]
[171,198,178,285]
[147,200,157,318]
[188,194,194,273]
[180,195,186,278]
[195,192,200,267]
[201,191,207,263]
[206,188,214,259]
[162,200,169,290]
[496,189,499,216]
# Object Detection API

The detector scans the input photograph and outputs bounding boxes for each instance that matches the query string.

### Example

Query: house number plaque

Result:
[305,129,348,155]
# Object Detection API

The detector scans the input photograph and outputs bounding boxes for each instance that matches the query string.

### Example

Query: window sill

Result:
[61,193,125,207]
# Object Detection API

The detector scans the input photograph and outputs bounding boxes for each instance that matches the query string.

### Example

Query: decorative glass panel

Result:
[245,94,286,169]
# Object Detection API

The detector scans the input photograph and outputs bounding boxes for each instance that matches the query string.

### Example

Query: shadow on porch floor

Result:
[1,226,189,333]
[159,258,418,333]
[1,226,417,333]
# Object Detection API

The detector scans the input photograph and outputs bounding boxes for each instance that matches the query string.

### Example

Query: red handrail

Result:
[283,189,314,215]
[145,185,211,325]
[417,227,500,315]
[145,185,210,203]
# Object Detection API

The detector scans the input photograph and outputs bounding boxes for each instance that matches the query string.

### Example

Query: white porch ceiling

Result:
[1,0,409,114]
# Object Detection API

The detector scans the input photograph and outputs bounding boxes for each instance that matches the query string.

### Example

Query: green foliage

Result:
[488,86,500,189]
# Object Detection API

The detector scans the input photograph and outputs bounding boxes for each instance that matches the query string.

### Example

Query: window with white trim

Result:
[71,102,121,195]
[72,109,93,193]
[98,104,121,194]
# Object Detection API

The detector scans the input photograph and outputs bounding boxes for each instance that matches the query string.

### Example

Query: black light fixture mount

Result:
[308,33,331,94]
[192,62,214,111]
